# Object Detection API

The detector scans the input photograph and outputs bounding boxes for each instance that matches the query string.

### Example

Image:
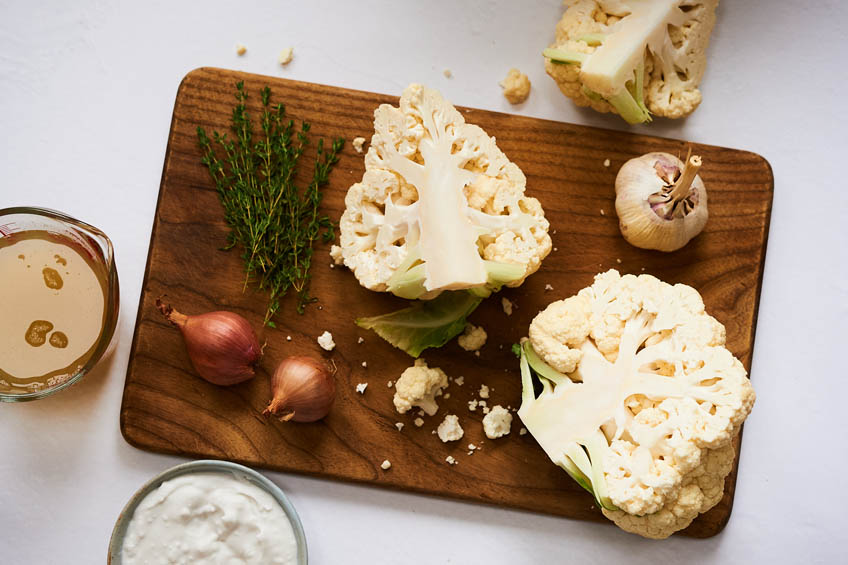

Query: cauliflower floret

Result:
[483,405,513,439]
[499,68,531,104]
[393,358,448,416]
[457,323,487,352]
[518,269,755,539]
[338,83,551,297]
[528,294,592,373]
[603,443,735,539]
[437,414,464,442]
[544,0,719,123]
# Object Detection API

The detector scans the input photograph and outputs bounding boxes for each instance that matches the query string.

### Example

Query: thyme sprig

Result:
[197,81,343,325]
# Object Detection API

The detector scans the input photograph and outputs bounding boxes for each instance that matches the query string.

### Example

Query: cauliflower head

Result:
[338,83,551,299]
[393,358,449,416]
[543,0,719,124]
[518,269,755,539]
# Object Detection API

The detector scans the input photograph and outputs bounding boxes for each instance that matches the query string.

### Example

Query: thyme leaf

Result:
[197,81,343,324]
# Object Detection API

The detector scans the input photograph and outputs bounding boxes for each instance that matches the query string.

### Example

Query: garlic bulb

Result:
[614,151,708,252]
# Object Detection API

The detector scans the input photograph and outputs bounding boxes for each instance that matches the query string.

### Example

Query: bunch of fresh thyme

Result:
[197,81,343,325]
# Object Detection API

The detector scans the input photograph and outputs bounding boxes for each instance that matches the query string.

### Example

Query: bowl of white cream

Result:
[109,460,307,564]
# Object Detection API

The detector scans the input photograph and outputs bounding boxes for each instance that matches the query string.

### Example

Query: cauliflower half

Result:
[544,0,719,123]
[518,269,755,539]
[338,83,551,299]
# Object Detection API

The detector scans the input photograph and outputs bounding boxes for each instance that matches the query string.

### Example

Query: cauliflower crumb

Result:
[616,258,622,264]
[437,414,464,442]
[444,393,451,399]
[478,384,490,399]
[468,443,478,451]
[380,459,392,470]
[445,455,457,465]
[393,359,449,415]
[387,380,393,388]
[355,382,368,394]
[468,399,478,412]
[357,336,365,344]
[278,47,294,66]
[443,69,453,78]
[501,297,514,316]
[600,209,606,216]
[236,44,247,56]
[361,361,368,368]
[286,335,292,341]
[454,376,464,387]
[457,323,487,352]
[519,427,527,436]
[483,405,513,439]
[352,136,366,154]
[414,417,424,427]
[604,159,611,167]
[395,422,404,431]
[482,406,490,414]
[544,284,554,291]
[499,68,532,104]
[317,331,335,351]
[477,400,487,408]
[330,245,344,266]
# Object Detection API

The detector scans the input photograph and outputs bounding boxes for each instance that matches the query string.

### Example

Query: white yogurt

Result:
[121,472,298,565]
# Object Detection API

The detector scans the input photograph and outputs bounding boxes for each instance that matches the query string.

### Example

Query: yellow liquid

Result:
[0,231,107,391]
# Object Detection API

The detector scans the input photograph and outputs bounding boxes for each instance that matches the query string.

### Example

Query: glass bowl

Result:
[0,206,119,402]
[108,460,308,564]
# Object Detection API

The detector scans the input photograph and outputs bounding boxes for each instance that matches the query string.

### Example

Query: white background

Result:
[1,1,846,563]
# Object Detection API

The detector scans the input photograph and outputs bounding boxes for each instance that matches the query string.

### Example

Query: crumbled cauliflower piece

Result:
[458,323,488,352]
[393,359,449,415]
[454,376,464,386]
[414,417,424,427]
[478,384,490,399]
[501,297,514,316]
[544,283,554,291]
[337,83,551,296]
[604,159,611,167]
[236,44,247,56]
[500,68,531,104]
[395,422,404,431]
[445,455,457,465]
[330,245,344,265]
[380,459,392,470]
[317,331,336,351]
[468,399,478,412]
[437,414,464,442]
[352,137,366,154]
[519,427,528,436]
[355,383,368,394]
[483,405,513,439]
[278,47,294,66]
[519,269,755,539]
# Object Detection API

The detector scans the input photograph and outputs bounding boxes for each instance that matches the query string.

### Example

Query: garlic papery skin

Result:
[614,151,708,252]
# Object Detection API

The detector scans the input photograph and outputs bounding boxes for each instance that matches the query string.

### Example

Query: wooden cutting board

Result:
[121,68,772,538]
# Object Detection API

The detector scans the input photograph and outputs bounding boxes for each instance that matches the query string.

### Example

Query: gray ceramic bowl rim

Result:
[108,460,308,564]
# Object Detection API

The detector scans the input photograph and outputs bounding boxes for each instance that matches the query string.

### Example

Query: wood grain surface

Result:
[121,67,772,538]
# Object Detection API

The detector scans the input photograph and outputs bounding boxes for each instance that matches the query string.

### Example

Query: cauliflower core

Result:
[544,0,719,123]
[519,269,755,539]
[338,83,551,298]
[393,358,448,416]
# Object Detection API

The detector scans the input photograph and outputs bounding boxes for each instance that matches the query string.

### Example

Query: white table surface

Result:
[2,1,845,563]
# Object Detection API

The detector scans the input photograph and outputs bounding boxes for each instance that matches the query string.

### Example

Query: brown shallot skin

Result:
[264,356,336,423]
[156,299,261,385]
